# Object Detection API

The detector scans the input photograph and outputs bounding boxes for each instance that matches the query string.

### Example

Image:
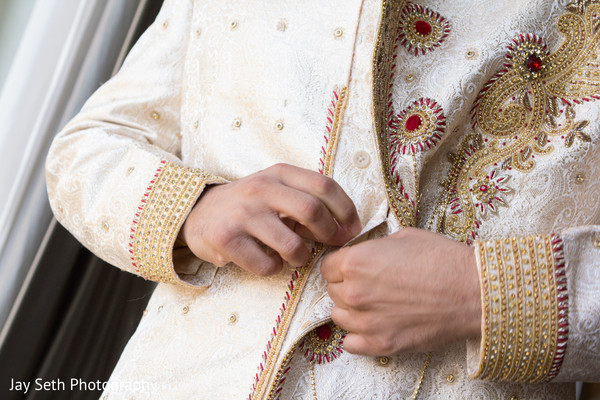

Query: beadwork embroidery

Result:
[397,3,451,56]
[433,2,600,243]
[299,322,345,364]
[129,161,224,286]
[389,97,446,156]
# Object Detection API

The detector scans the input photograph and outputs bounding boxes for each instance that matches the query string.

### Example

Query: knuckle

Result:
[243,175,270,195]
[279,235,306,259]
[372,336,395,356]
[213,226,237,248]
[299,198,324,222]
[255,258,280,277]
[343,287,364,308]
[313,175,336,195]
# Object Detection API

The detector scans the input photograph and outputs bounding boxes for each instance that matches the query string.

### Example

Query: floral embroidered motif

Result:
[397,3,451,56]
[389,97,446,156]
[299,322,345,364]
[469,169,512,217]
[434,1,600,243]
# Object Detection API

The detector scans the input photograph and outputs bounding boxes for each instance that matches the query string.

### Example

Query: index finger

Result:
[275,164,362,236]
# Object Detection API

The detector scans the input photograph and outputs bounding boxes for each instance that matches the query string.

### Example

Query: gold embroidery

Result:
[435,2,600,243]
[397,3,451,56]
[474,234,564,383]
[372,0,414,228]
[129,161,224,287]
[299,322,345,364]
[252,87,348,400]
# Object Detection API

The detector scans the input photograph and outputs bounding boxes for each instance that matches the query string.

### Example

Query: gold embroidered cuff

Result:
[473,234,568,383]
[129,160,225,287]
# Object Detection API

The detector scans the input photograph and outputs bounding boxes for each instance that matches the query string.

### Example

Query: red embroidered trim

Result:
[249,88,347,399]
[128,160,166,274]
[250,269,301,398]
[318,90,340,174]
[548,233,569,380]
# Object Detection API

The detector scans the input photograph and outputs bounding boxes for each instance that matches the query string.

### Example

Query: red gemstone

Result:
[526,54,543,72]
[405,115,422,131]
[414,20,432,36]
[480,185,488,192]
[315,324,332,341]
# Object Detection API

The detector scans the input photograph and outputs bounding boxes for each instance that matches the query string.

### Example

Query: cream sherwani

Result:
[46,0,600,398]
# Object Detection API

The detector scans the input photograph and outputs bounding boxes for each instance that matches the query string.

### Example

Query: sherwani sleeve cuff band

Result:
[468,234,568,383]
[129,160,226,288]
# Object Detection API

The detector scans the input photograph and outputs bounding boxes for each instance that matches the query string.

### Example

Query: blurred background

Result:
[0,1,161,399]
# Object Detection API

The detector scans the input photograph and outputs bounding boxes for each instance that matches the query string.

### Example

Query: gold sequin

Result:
[377,356,391,366]
[230,21,238,30]
[405,73,415,82]
[274,121,284,131]
[157,306,163,312]
[150,111,160,120]
[162,21,168,29]
[446,374,456,383]
[575,172,585,184]
[465,49,478,59]
[277,20,287,32]
[193,120,199,129]
[334,27,344,38]
[232,118,242,128]
[182,306,189,315]
[102,222,110,232]
[196,29,201,37]
[593,236,600,248]
[228,313,238,325]
[126,166,134,176]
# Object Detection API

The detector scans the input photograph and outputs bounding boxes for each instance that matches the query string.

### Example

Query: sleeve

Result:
[45,0,226,289]
[466,228,600,383]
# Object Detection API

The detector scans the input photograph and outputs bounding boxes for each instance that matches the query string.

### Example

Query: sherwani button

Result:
[353,150,371,168]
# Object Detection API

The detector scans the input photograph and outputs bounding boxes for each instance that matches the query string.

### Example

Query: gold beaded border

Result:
[474,234,568,383]
[129,160,225,287]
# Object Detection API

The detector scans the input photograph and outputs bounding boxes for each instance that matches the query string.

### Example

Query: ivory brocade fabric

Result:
[45,0,600,399]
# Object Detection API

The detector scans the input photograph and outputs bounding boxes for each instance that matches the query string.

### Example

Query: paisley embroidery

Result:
[434,1,600,243]
[397,3,451,56]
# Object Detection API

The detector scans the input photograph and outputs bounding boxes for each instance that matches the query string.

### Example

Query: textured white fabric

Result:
[45,0,600,398]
